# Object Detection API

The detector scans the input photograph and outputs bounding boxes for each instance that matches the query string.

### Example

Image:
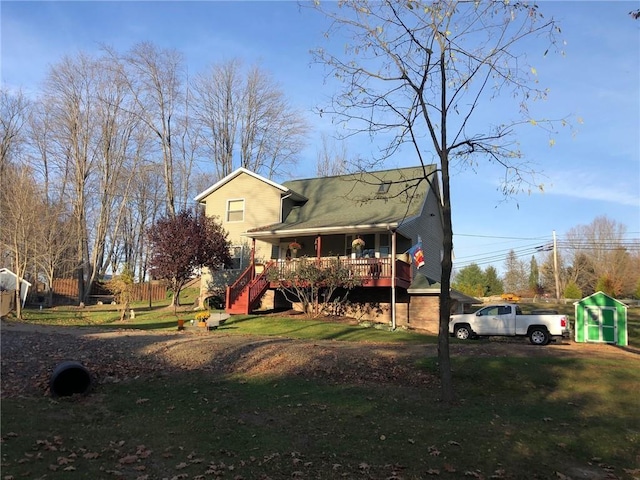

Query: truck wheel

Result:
[454,325,472,340]
[529,327,550,345]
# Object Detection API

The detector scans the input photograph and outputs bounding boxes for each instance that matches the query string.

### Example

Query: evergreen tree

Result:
[564,281,582,299]
[452,264,484,297]
[528,256,540,294]
[484,266,504,296]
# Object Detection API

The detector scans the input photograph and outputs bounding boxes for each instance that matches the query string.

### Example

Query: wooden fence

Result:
[51,279,167,305]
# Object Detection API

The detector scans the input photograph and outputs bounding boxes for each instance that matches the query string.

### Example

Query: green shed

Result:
[574,292,628,346]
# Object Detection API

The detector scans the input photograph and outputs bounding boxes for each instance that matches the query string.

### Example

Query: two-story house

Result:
[195,165,473,332]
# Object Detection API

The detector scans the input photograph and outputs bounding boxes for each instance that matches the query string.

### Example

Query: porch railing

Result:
[273,257,411,284]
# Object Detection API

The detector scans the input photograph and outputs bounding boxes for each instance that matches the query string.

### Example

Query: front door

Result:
[585,307,617,344]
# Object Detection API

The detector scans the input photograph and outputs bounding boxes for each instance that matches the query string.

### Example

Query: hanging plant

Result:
[289,241,301,250]
[352,237,365,249]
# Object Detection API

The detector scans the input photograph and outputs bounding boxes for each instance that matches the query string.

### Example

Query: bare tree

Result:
[41,53,100,304]
[239,64,309,177]
[0,165,40,318]
[0,89,31,316]
[312,0,563,401]
[0,88,29,178]
[191,59,308,179]
[174,79,201,212]
[88,56,144,284]
[37,52,144,304]
[564,216,636,297]
[315,133,349,177]
[192,60,240,179]
[108,42,185,217]
[35,203,76,306]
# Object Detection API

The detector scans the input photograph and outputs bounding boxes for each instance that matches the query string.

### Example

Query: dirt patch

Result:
[1,319,637,398]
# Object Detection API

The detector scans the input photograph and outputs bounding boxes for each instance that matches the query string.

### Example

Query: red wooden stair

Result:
[225,262,274,314]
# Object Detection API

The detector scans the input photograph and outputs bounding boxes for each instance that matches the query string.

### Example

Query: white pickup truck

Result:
[449,304,569,345]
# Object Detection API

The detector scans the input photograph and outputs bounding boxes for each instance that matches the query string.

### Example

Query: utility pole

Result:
[553,230,560,300]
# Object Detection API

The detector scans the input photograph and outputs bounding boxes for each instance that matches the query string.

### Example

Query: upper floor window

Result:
[226,199,244,222]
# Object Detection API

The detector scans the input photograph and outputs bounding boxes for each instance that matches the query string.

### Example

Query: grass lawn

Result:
[2,299,639,479]
[2,356,639,479]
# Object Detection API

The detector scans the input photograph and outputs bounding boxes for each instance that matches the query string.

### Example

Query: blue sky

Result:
[2,1,639,274]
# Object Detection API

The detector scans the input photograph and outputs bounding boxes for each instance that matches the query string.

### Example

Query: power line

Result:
[452,232,640,270]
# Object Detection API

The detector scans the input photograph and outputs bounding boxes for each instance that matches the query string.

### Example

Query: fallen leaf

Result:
[119,454,138,464]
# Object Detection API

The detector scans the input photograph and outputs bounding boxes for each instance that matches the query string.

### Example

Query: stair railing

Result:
[225,264,254,310]
[246,261,275,311]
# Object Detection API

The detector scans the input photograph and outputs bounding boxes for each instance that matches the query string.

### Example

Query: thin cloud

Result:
[543,170,640,207]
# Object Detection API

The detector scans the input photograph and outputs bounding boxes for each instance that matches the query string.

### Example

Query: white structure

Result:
[0,268,32,307]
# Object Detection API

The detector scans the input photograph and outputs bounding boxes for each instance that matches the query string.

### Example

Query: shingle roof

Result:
[248,165,437,234]
[407,273,481,304]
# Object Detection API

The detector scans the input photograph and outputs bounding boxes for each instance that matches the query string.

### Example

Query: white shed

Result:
[0,268,32,308]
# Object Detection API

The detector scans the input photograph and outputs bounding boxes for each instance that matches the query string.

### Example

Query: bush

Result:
[563,281,582,299]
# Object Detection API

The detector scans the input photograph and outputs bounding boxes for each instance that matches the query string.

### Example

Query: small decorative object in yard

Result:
[352,236,365,253]
[195,311,209,327]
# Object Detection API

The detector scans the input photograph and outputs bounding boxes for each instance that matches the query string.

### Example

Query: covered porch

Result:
[226,229,417,315]
[256,230,415,289]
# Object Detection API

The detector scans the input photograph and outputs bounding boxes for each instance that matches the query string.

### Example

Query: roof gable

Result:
[574,291,628,307]
[194,167,290,203]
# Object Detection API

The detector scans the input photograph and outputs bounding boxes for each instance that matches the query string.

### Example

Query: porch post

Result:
[251,238,256,278]
[315,235,321,259]
[391,229,397,330]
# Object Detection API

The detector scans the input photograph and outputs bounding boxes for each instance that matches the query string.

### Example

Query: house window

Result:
[226,199,244,222]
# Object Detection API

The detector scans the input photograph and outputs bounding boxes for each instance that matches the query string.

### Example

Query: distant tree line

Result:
[1,43,308,306]
[453,216,640,300]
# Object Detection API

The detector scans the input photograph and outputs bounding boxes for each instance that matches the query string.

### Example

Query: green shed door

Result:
[585,307,617,343]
